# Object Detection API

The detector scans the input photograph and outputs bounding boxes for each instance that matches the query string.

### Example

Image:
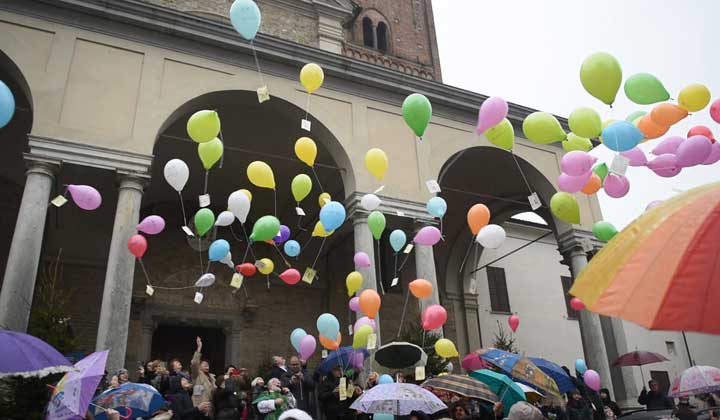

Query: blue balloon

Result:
[426,196,447,218]
[0,80,15,129]
[284,240,301,257]
[230,0,261,41]
[601,121,644,152]
[378,374,394,384]
[374,414,394,420]
[575,358,587,375]
[208,239,230,262]
[389,229,407,253]
[319,201,346,232]
[290,328,307,353]
[316,313,340,339]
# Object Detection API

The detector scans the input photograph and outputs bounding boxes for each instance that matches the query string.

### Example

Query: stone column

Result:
[0,158,59,331]
[96,173,145,371]
[414,243,440,313]
[601,316,640,408]
[352,213,381,344]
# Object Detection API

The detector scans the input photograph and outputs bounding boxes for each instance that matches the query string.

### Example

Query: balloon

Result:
[346,271,363,297]
[647,154,681,178]
[687,126,715,142]
[284,240,300,257]
[247,161,275,189]
[584,369,601,391]
[208,239,230,262]
[364,148,388,181]
[237,262,257,276]
[711,100,720,124]
[508,314,519,332]
[359,289,381,319]
[198,138,223,170]
[240,189,252,202]
[676,136,712,167]
[623,73,670,105]
[187,110,220,143]
[581,174,602,195]
[319,333,341,351]
[619,147,648,167]
[228,190,251,223]
[229,0,261,40]
[625,110,647,122]
[522,112,566,144]
[250,215,281,242]
[354,316,376,333]
[569,107,602,139]
[163,159,189,192]
[360,193,381,211]
[194,208,215,236]
[367,211,386,240]
[274,225,291,243]
[475,224,507,249]
[422,304,447,330]
[349,297,361,313]
[299,334,316,360]
[476,96,508,134]
[137,215,165,235]
[570,297,585,311]
[562,133,593,152]
[291,174,312,203]
[678,83,711,112]
[592,221,618,241]
[652,136,684,155]
[650,103,688,126]
[413,226,441,246]
[561,151,597,176]
[257,258,274,275]
[435,338,459,358]
[389,230,407,253]
[351,351,366,369]
[352,325,373,349]
[604,174,630,198]
[598,119,617,143]
[409,279,433,299]
[0,80,15,129]
[353,252,371,268]
[312,221,333,238]
[402,93,432,137]
[593,163,609,182]
[215,211,235,227]
[295,137,317,167]
[636,115,669,140]
[67,185,102,210]
[300,63,324,94]
[279,268,301,285]
[485,118,514,151]
[127,234,147,258]
[319,201,346,231]
[575,359,587,375]
[558,171,592,193]
[378,374,394,385]
[580,52,622,105]
[316,313,340,338]
[550,192,580,224]
[601,121,644,152]
[195,273,216,288]
[318,192,332,208]
[290,328,307,352]
[467,204,490,235]
[703,143,720,165]
[426,197,447,218]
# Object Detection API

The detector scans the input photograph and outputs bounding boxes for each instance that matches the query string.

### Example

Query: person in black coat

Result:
[318,366,362,420]
[567,390,594,420]
[638,380,674,410]
[167,374,211,420]
[286,356,315,414]
[599,388,621,417]
[269,356,291,385]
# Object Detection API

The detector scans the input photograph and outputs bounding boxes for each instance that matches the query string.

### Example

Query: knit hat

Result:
[278,409,313,420]
[507,401,544,420]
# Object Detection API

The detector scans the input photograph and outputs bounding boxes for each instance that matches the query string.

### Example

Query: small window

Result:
[362,17,374,48]
[666,341,676,355]
[561,276,578,320]
[487,267,511,313]
[376,22,388,52]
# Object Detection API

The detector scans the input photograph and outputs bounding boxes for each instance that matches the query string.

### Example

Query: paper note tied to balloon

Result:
[231,273,244,289]
[303,267,317,284]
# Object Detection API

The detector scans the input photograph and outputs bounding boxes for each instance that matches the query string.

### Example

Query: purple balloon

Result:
[584,369,601,391]
[299,335,317,361]
[67,184,102,210]
[350,350,365,369]
[560,151,597,177]
[702,142,720,165]
[677,136,713,167]
[476,96,508,134]
[354,316,376,333]
[604,174,630,198]
[413,226,442,246]
[645,200,664,211]
[620,147,648,167]
[274,225,291,243]
[557,170,591,193]
[349,297,361,313]
[652,136,684,156]
[137,215,166,235]
[647,154,681,178]
[354,252,371,268]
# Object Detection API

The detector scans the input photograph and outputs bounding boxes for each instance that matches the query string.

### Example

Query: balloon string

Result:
[138,258,152,285]
[273,243,291,267]
[203,171,209,195]
[205,260,212,274]
[197,236,204,275]
[240,223,258,260]
[305,93,311,121]
[458,236,475,274]
[178,192,188,226]
[311,237,326,270]
[229,224,244,243]
[393,253,398,278]
[273,188,277,217]
[510,151,533,194]
[311,167,324,192]
[240,241,250,263]
[397,246,415,272]
[297,237,313,257]
[395,288,411,339]
[376,240,385,295]
[250,40,265,86]
[218,126,225,169]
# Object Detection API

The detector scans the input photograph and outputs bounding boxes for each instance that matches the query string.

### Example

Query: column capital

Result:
[557,228,603,256]
[23,153,61,177]
[117,172,148,193]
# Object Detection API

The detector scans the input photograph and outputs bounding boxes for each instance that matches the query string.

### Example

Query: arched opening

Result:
[362,17,374,48]
[376,22,389,52]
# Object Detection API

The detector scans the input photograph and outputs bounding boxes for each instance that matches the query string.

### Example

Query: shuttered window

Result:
[487,267,511,313]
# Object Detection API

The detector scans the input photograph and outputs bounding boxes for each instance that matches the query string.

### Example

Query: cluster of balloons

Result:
[476,97,514,150]
[127,215,167,259]
[467,203,507,249]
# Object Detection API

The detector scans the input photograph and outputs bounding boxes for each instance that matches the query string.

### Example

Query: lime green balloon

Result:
[550,192,580,224]
[485,118,514,150]
[624,73,670,105]
[194,208,215,236]
[250,215,280,242]
[291,174,312,203]
[187,110,221,143]
[592,163,609,182]
[592,221,618,241]
[367,211,386,240]
[402,93,432,138]
[569,107,602,139]
[562,133,593,152]
[198,138,223,170]
[352,324,373,349]
[522,112,566,144]
[625,110,647,122]
[580,52,622,105]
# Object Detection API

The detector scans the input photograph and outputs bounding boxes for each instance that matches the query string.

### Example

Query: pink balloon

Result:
[476,96,508,134]
[299,335,317,360]
[620,147,647,167]
[652,136,684,156]
[349,297,361,313]
[677,135,712,167]
[422,304,447,331]
[646,200,664,211]
[702,142,720,165]
[508,314,520,332]
[603,174,630,198]
[354,252,371,268]
[561,151,597,177]
[354,316,376,333]
[279,268,301,285]
[67,184,102,210]
[413,226,441,246]
[558,170,592,193]
[647,154,681,178]
[688,126,715,142]
[570,297,585,311]
[137,215,165,235]
[711,99,720,124]
[127,234,147,258]
[584,369,601,391]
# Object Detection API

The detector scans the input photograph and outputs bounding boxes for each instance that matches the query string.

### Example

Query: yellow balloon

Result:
[240,189,253,202]
[352,325,373,349]
[346,271,363,296]
[295,137,317,167]
[364,148,388,181]
[318,192,331,208]
[300,63,324,94]
[678,83,711,112]
[247,161,275,189]
[312,221,333,238]
[435,338,459,358]
[257,258,274,275]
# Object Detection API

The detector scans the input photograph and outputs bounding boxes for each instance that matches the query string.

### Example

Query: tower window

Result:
[362,17,374,48]
[376,22,388,52]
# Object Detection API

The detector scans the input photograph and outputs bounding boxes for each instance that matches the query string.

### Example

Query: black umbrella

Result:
[374,342,427,369]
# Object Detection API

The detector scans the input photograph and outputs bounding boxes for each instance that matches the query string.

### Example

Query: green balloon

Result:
[291,174,312,203]
[198,138,224,170]
[569,107,602,139]
[592,163,609,182]
[592,221,618,241]
[580,52,622,106]
[625,110,647,122]
[367,211,386,240]
[550,192,580,224]
[194,208,215,236]
[522,112,566,144]
[250,215,280,242]
[562,133,593,152]
[485,118,514,150]
[402,93,432,138]
[623,73,670,105]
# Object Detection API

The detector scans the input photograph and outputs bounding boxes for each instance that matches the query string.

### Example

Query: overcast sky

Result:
[432,0,720,228]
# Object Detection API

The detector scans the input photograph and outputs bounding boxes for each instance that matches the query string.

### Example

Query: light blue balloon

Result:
[426,196,447,218]
[374,414,394,420]
[575,358,587,375]
[208,239,230,262]
[230,0,261,41]
[378,374,394,384]
[0,80,15,129]
[601,121,644,152]
[389,229,407,253]
[284,240,301,257]
[290,328,307,353]
[316,313,340,339]
[319,201,346,232]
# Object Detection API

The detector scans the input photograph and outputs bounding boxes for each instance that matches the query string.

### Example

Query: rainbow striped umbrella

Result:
[570,182,720,334]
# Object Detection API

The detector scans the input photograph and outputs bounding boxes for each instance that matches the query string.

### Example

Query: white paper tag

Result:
[51,195,68,207]
[257,85,270,103]
[199,194,211,208]
[348,324,353,335]
[468,278,477,295]
[347,383,355,396]
[182,226,195,237]
[373,185,385,194]
[528,192,542,211]
[302,267,316,284]
[194,292,204,304]
[391,277,399,287]
[366,333,377,350]
[610,155,630,176]
[415,366,426,381]
[403,244,414,254]
[396,210,405,217]
[230,273,244,289]
[145,285,155,296]
[322,350,328,358]
[339,377,347,401]
[295,207,306,216]
[254,260,267,269]
[426,179,441,194]
[301,119,311,131]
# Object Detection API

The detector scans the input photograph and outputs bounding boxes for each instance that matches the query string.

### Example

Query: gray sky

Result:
[432,0,720,228]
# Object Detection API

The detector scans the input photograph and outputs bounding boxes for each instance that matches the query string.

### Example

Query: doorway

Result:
[151,325,226,375]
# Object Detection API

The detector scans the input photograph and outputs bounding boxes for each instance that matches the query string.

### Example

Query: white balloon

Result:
[215,211,235,227]
[220,251,234,268]
[195,273,216,288]
[360,193,381,211]
[475,224,506,249]
[163,159,189,192]
[228,190,251,223]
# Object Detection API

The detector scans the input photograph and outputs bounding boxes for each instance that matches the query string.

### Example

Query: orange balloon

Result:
[359,289,381,319]
[581,174,602,195]
[319,333,341,350]
[650,103,688,126]
[467,204,490,235]
[637,115,669,140]
[409,279,433,299]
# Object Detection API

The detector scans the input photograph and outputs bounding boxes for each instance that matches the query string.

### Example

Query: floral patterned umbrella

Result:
[350,383,447,415]
[669,365,720,397]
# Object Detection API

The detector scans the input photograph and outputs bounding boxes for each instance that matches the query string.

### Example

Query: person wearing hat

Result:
[507,401,544,420]
[672,396,698,420]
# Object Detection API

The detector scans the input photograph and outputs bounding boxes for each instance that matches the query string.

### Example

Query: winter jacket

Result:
[567,399,594,420]
[253,390,295,420]
[214,387,243,420]
[286,368,315,413]
[167,377,211,420]
[190,351,217,408]
[673,405,698,420]
[318,374,360,420]
[638,389,674,410]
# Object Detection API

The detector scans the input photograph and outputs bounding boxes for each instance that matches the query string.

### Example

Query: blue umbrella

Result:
[92,382,166,419]
[479,350,561,398]
[529,357,576,393]
[469,369,526,416]
[317,347,369,374]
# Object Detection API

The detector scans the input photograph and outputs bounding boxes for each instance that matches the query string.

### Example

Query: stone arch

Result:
[0,49,35,184]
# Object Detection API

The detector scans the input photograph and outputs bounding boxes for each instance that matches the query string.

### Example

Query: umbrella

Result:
[528,357,576,393]
[479,350,561,398]
[613,350,669,386]
[374,342,427,370]
[350,382,447,415]
[92,382,166,419]
[317,347,369,374]
[0,330,73,378]
[515,382,543,404]
[469,369,526,416]
[46,350,108,420]
[461,351,492,372]
[421,374,498,404]
[570,182,720,334]
[669,365,720,397]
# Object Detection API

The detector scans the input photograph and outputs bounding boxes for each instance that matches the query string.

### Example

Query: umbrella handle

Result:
[117,407,133,419]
